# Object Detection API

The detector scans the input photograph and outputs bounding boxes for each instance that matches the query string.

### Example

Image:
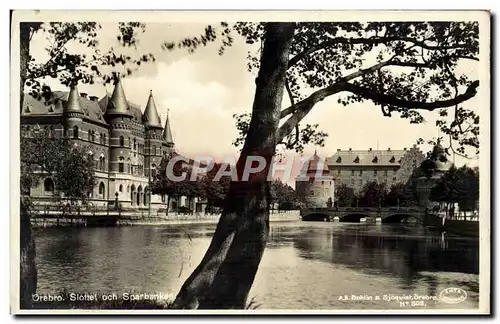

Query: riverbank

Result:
[31,211,301,228]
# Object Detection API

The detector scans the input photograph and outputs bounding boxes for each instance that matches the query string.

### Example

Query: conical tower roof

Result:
[142,90,162,128]
[64,84,83,114]
[162,112,174,144]
[105,78,132,116]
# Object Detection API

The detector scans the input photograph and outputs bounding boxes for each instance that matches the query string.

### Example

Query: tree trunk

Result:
[166,195,171,215]
[174,23,296,309]
[19,23,38,309]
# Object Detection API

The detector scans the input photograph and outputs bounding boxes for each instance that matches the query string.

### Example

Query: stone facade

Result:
[295,152,335,208]
[21,79,194,212]
[327,145,425,194]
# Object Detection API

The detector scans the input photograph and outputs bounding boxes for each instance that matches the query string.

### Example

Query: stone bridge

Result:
[301,206,426,223]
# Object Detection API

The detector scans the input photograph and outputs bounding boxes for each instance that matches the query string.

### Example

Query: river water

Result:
[34,221,480,310]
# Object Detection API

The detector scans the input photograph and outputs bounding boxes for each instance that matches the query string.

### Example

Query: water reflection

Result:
[34,222,479,310]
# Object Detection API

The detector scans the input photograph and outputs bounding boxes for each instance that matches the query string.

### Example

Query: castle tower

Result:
[142,90,163,179]
[161,109,175,157]
[104,78,133,175]
[63,83,84,140]
[295,151,335,208]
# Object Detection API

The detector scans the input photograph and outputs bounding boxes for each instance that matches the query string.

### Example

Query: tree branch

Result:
[288,35,475,68]
[276,79,479,143]
[342,80,479,111]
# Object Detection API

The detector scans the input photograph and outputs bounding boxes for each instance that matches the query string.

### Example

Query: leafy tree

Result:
[20,20,482,309]
[199,163,232,208]
[335,184,356,207]
[19,129,96,307]
[151,154,203,213]
[359,181,388,207]
[429,165,479,218]
[270,179,298,211]
[386,182,416,207]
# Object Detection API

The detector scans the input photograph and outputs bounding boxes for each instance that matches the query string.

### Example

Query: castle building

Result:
[21,79,184,212]
[327,146,425,194]
[295,151,335,208]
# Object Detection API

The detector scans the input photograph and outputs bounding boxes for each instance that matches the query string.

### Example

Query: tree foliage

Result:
[20,129,96,203]
[172,22,481,157]
[270,179,298,210]
[335,184,356,207]
[359,181,388,207]
[429,165,479,211]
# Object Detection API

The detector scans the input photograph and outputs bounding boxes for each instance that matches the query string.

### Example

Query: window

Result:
[73,126,79,139]
[372,156,378,163]
[88,130,91,141]
[118,157,124,173]
[389,156,396,163]
[336,156,342,163]
[127,158,131,173]
[99,182,105,198]
[374,170,378,176]
[351,170,355,176]
[128,137,131,148]
[44,178,54,194]
[103,134,106,145]
[119,184,123,192]
[384,170,388,176]
[354,156,360,163]
[151,164,157,177]
[337,169,341,175]
[99,156,106,171]
[134,138,137,150]
[49,126,54,138]
[412,159,417,168]
[119,136,124,147]
[359,170,363,176]
[152,145,156,156]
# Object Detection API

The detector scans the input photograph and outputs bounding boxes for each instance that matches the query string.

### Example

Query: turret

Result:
[161,109,175,157]
[63,83,84,140]
[105,78,133,175]
[142,90,162,129]
[142,90,163,179]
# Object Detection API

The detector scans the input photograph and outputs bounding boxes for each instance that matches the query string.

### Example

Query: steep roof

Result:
[105,78,132,117]
[64,84,84,114]
[300,151,330,175]
[327,148,412,167]
[22,91,107,123]
[432,143,452,172]
[162,114,174,144]
[142,90,162,128]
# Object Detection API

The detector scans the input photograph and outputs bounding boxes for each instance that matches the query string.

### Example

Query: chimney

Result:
[348,148,352,151]
[89,96,98,101]
[404,148,407,151]
[369,148,372,152]
[80,92,88,99]
[387,148,391,151]
[337,149,341,151]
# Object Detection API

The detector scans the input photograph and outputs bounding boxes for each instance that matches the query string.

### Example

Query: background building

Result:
[295,152,335,208]
[21,79,192,212]
[327,146,425,194]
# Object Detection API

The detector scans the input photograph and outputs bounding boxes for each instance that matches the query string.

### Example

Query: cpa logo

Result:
[439,287,467,304]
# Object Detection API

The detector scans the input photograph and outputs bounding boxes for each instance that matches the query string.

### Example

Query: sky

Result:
[28,22,482,185]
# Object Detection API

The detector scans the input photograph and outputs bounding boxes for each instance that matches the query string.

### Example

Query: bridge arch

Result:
[302,213,330,222]
[340,213,371,223]
[382,213,416,224]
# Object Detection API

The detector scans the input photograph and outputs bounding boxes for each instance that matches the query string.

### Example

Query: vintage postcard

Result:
[9,10,490,315]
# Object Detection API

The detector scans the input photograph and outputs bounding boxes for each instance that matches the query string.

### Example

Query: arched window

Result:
[151,163,157,177]
[134,138,137,150]
[43,178,54,194]
[152,145,156,156]
[99,182,105,198]
[103,134,106,145]
[118,156,124,173]
[127,157,131,173]
[119,136,124,147]
[119,184,123,192]
[73,126,79,139]
[88,130,91,141]
[128,137,131,148]
[99,155,106,171]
